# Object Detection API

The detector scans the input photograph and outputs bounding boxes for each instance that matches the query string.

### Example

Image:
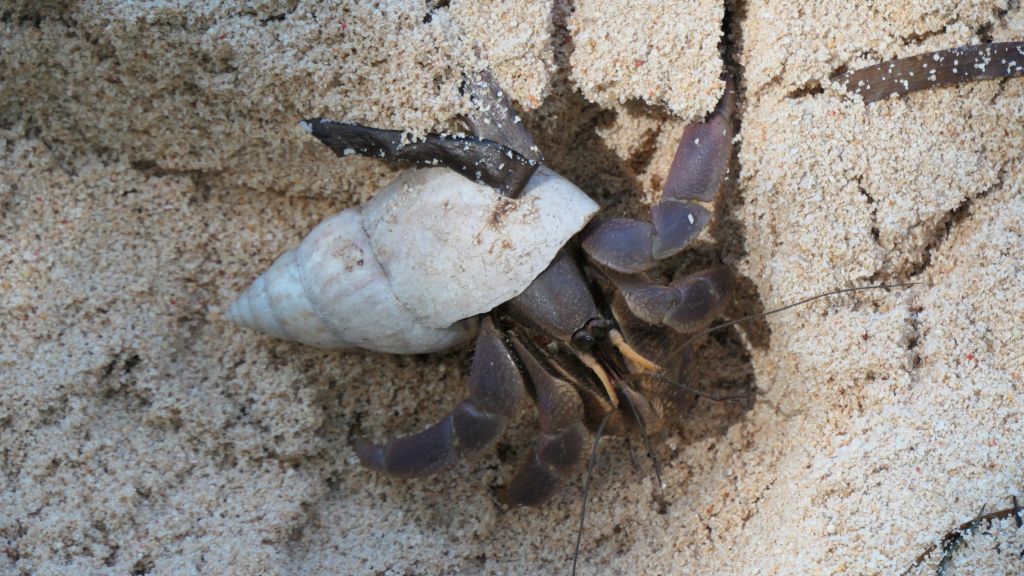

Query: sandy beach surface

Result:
[2,1,1022,574]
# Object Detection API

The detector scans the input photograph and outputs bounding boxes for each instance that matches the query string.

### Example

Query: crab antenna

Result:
[647,372,753,406]
[623,395,664,492]
[572,409,616,576]
[682,282,918,349]
[619,370,752,404]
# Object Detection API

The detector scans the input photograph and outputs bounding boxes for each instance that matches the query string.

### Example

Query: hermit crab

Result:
[228,67,737,506]
[228,42,1024,507]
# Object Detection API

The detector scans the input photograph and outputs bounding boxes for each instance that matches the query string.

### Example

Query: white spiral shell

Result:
[228,165,599,354]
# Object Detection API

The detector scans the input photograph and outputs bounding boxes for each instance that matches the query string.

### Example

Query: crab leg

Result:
[609,294,701,428]
[352,318,527,478]
[578,79,736,334]
[302,120,537,197]
[581,79,735,273]
[461,70,543,167]
[502,333,588,507]
[303,73,541,197]
[607,266,735,335]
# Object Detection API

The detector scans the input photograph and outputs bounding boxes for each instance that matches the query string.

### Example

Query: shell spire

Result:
[227,249,340,348]
[227,210,476,354]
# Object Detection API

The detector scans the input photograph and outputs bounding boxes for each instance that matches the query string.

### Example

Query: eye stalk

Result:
[571,330,596,351]
[570,318,614,352]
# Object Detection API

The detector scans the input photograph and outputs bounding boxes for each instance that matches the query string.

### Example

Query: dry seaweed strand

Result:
[835,42,1024,103]
[898,496,1024,576]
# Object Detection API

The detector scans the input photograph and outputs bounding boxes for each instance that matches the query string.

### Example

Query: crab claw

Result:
[582,79,734,273]
[607,266,735,335]
[352,318,528,478]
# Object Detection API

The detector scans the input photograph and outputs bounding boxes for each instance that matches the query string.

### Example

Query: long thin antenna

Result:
[683,282,918,349]
[572,410,616,576]
[643,372,753,405]
[623,394,664,491]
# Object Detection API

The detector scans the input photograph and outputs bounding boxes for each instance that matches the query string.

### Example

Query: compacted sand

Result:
[2,1,1022,574]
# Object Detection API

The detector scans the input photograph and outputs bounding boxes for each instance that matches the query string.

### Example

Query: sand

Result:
[1,1,1021,575]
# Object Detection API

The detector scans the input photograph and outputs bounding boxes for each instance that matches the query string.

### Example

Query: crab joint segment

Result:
[504,333,588,507]
[352,318,527,478]
[581,79,735,274]
[605,266,736,335]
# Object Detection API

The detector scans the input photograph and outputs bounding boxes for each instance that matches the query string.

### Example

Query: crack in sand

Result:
[908,168,1005,280]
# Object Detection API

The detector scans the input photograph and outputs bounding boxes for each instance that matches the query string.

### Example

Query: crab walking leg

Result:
[503,334,589,507]
[610,295,700,426]
[581,79,735,273]
[304,73,540,197]
[353,318,527,478]
[461,70,543,167]
[301,120,537,197]
[608,266,736,335]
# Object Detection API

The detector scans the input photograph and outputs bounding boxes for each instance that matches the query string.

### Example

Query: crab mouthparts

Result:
[578,331,665,410]
[608,330,661,373]
[578,352,619,407]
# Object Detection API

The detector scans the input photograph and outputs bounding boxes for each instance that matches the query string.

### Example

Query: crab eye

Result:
[571,331,596,351]
[588,318,611,339]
